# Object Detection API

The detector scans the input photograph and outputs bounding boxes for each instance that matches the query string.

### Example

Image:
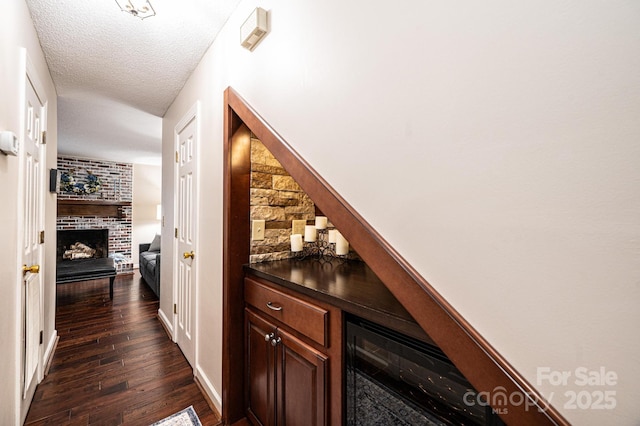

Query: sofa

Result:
[139,238,160,298]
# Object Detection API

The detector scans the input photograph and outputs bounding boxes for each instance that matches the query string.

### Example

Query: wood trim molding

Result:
[222,95,251,424]
[57,199,131,218]
[222,87,569,426]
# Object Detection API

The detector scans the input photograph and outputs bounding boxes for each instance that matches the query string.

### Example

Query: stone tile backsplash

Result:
[249,138,315,263]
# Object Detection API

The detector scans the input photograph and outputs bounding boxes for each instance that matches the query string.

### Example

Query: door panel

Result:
[175,111,198,365]
[22,75,45,400]
[246,309,277,426]
[23,272,40,399]
[277,327,327,426]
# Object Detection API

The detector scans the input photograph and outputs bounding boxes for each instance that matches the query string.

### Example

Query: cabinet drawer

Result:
[245,277,328,347]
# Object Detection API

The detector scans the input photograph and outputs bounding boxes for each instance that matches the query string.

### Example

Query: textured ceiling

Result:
[25,0,241,165]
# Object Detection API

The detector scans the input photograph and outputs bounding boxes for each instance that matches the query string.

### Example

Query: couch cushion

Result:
[140,251,156,261]
[144,260,156,276]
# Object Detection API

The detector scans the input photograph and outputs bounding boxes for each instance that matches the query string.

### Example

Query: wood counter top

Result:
[245,258,433,344]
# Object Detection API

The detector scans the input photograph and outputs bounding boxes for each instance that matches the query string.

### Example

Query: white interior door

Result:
[174,107,199,366]
[21,74,45,400]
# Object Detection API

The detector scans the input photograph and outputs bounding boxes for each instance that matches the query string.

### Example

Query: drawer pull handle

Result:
[271,337,282,347]
[266,301,282,311]
[264,332,275,342]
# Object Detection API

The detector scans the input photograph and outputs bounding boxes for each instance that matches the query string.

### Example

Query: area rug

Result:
[151,406,202,426]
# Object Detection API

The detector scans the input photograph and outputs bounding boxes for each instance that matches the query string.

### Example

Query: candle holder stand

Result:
[293,228,349,262]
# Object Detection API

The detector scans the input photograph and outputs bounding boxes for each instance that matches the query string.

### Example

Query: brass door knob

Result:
[22,264,40,275]
[183,251,195,259]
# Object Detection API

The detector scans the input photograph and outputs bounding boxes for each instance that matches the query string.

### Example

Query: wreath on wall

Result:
[60,170,102,194]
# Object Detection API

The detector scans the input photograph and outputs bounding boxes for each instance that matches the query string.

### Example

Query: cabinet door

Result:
[276,327,328,426]
[246,309,277,426]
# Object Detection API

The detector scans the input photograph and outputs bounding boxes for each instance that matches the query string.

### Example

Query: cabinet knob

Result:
[271,336,282,347]
[264,332,275,342]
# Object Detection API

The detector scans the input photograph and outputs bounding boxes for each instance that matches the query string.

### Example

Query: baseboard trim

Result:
[43,331,58,376]
[195,365,222,414]
[157,308,174,339]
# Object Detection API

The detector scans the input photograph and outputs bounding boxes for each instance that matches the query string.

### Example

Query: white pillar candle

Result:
[335,232,349,255]
[315,216,328,230]
[290,234,303,252]
[328,229,337,243]
[304,225,317,242]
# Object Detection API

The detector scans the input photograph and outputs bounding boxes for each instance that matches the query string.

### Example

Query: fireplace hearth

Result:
[56,228,118,299]
[57,229,109,262]
[56,156,134,274]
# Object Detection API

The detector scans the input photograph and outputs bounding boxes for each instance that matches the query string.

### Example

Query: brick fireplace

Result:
[56,156,133,273]
[57,229,109,261]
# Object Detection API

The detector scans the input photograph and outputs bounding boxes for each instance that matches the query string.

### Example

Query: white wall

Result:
[132,163,162,267]
[0,1,58,424]
[164,0,640,424]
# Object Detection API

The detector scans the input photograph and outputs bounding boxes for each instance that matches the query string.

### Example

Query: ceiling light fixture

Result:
[115,0,156,20]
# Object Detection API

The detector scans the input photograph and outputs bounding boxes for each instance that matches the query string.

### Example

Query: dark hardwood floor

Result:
[25,271,221,425]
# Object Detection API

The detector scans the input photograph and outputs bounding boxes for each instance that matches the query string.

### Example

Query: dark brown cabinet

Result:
[246,308,327,426]
[244,276,341,426]
[246,309,275,426]
[277,326,327,425]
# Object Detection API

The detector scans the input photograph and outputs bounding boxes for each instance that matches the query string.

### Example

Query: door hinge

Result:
[39,330,43,345]
[41,131,46,144]
[175,151,179,163]
[173,304,177,314]
[39,230,45,244]
[175,228,178,238]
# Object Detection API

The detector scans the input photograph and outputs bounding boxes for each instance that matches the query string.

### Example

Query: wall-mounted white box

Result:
[0,131,19,156]
[241,7,269,51]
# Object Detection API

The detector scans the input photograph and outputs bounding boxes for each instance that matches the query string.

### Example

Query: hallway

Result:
[25,272,220,425]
